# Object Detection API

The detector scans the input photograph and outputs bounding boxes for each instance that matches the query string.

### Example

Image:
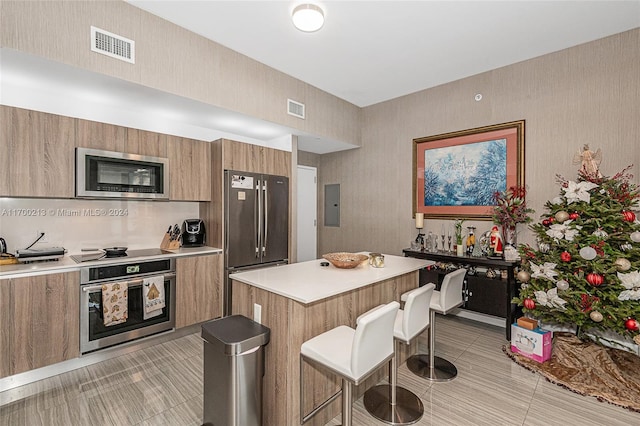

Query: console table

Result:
[403,249,520,340]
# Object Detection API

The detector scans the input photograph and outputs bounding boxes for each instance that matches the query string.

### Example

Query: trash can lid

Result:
[201,315,271,355]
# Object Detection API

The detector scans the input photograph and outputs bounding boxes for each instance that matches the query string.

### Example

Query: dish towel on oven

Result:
[102,281,128,327]
[143,275,165,320]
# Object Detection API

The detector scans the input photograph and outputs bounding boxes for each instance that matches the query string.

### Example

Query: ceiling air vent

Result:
[287,99,305,119]
[91,26,135,64]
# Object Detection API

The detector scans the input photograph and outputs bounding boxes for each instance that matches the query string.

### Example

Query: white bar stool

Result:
[363,284,435,425]
[300,301,399,426]
[406,268,466,382]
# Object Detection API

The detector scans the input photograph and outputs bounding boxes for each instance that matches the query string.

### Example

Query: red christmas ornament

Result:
[569,212,579,220]
[549,217,555,223]
[523,298,536,310]
[622,210,636,222]
[560,251,572,262]
[586,272,604,286]
[542,219,551,227]
[624,318,639,332]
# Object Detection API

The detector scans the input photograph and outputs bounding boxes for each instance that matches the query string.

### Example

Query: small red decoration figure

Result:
[560,251,572,262]
[490,225,503,254]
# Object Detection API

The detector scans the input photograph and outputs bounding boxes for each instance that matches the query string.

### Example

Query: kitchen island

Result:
[230,253,433,426]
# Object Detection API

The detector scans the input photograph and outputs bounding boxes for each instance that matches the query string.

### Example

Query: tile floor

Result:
[1,316,638,425]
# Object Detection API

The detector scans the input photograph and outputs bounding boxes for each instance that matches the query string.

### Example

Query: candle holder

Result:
[440,234,446,252]
[447,235,452,252]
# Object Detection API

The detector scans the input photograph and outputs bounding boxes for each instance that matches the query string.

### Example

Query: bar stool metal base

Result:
[363,384,424,425]
[406,354,457,382]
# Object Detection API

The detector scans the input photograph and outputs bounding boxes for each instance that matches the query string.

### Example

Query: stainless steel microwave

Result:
[76,148,169,199]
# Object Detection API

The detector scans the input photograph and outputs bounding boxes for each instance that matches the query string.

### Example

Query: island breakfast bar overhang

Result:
[230,253,433,426]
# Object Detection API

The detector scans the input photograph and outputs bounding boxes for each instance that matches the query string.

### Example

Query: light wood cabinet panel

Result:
[263,145,291,177]
[0,279,11,378]
[126,128,167,157]
[167,136,211,201]
[75,118,126,152]
[3,272,79,377]
[222,139,291,177]
[0,106,75,198]
[222,139,262,172]
[175,254,222,328]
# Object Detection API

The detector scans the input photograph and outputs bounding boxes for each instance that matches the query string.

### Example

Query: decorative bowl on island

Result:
[322,252,369,269]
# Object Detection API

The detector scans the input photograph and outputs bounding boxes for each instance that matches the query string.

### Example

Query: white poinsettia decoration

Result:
[551,197,564,205]
[546,221,582,241]
[534,288,567,310]
[562,180,599,204]
[617,270,640,301]
[530,262,558,281]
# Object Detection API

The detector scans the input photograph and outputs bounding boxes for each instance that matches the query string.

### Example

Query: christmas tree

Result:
[514,155,640,347]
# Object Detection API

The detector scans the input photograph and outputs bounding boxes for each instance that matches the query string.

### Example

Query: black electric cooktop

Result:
[70,248,172,264]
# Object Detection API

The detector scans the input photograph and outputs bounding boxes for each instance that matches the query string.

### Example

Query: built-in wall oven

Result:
[79,257,176,354]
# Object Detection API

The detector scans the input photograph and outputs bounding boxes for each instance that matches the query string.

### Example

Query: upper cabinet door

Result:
[75,119,126,152]
[126,128,167,158]
[0,106,75,198]
[222,139,291,176]
[167,135,212,201]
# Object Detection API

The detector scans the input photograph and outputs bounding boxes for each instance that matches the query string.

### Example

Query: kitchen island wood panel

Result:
[167,136,212,201]
[0,272,79,378]
[0,106,75,198]
[175,253,222,328]
[230,255,431,426]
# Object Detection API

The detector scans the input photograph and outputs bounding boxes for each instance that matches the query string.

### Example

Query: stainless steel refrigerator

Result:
[224,170,289,315]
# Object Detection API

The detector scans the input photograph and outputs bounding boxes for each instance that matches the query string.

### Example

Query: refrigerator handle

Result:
[263,180,268,254]
[255,180,261,257]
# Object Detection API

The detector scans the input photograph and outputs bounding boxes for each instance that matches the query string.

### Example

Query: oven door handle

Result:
[81,272,176,292]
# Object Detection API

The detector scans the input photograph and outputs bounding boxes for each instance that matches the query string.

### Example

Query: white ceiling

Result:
[128,0,640,107]
[2,1,638,154]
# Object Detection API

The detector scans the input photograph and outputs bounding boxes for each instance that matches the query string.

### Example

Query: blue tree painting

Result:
[424,139,507,206]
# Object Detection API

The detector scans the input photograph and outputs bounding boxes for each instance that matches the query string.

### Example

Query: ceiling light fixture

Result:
[292,4,325,32]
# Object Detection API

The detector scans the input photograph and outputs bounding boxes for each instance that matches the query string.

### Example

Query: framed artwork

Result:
[413,120,525,219]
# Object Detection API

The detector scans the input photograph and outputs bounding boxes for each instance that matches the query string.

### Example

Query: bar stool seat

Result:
[300,301,399,426]
[405,268,466,382]
[363,284,435,425]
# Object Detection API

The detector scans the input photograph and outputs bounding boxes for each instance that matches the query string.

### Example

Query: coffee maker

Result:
[181,219,206,247]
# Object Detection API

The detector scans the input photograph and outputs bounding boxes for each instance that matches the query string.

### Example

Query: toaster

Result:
[181,219,206,247]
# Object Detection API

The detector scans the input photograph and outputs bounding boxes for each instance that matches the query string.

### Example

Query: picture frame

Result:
[413,120,525,219]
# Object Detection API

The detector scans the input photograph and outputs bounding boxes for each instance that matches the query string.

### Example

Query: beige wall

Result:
[0,0,361,149]
[318,29,640,256]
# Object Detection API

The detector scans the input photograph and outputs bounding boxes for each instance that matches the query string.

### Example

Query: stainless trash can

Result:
[202,315,270,426]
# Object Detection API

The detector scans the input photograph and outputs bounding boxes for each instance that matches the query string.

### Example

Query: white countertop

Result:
[230,253,434,304]
[0,246,222,279]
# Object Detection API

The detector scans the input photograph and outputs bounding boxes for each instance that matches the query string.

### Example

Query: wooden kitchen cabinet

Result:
[126,128,167,157]
[167,135,212,201]
[222,139,291,176]
[75,117,126,152]
[175,254,222,328]
[0,106,75,198]
[0,272,79,378]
